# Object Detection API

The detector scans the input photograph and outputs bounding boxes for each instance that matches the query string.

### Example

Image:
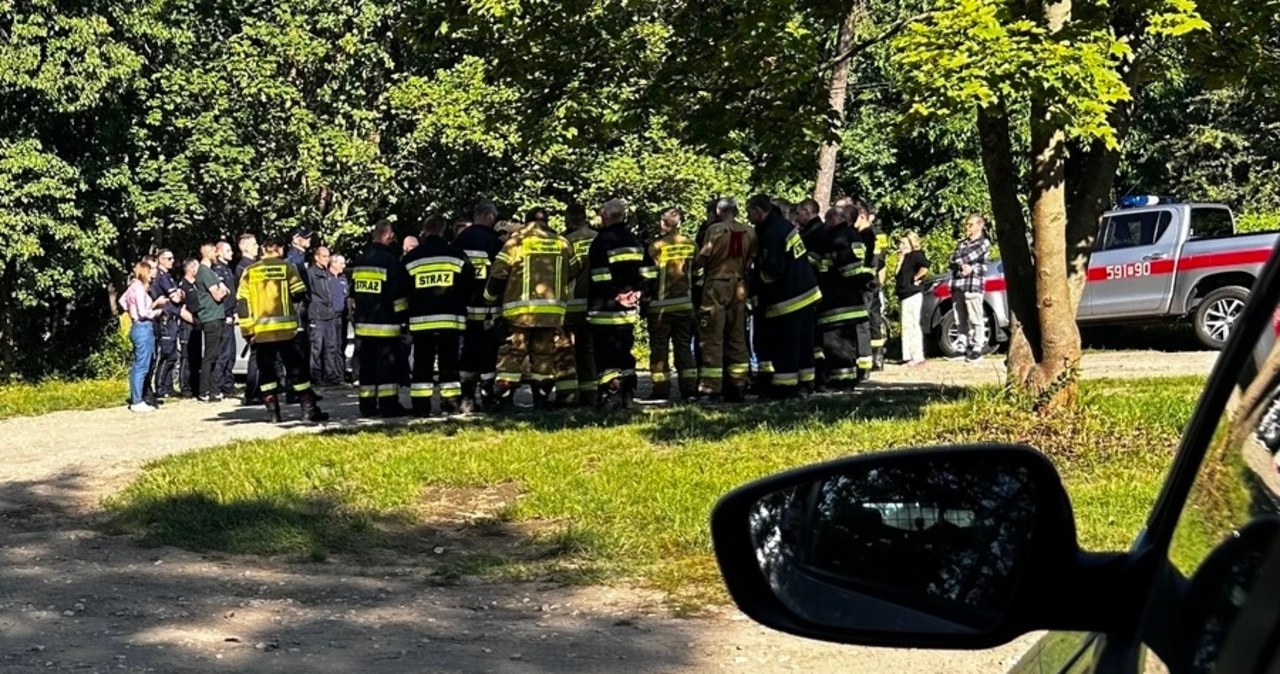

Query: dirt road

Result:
[0,351,1214,673]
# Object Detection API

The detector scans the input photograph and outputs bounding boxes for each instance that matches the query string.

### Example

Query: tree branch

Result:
[820,11,936,71]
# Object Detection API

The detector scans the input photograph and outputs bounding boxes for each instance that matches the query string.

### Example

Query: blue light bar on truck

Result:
[1118,195,1180,209]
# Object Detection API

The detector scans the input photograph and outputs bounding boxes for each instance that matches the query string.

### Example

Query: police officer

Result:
[307,246,345,386]
[587,198,646,411]
[455,200,505,413]
[151,249,184,401]
[849,201,879,377]
[484,207,576,411]
[814,205,871,389]
[692,199,757,402]
[213,241,238,397]
[236,237,329,423]
[351,220,410,418]
[561,204,597,406]
[403,215,474,417]
[748,194,822,400]
[642,208,697,401]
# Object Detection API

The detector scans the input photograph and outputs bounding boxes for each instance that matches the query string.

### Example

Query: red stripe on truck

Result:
[933,278,1006,301]
[932,248,1269,300]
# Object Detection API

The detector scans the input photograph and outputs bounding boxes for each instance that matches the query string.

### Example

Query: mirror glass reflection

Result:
[749,456,1043,634]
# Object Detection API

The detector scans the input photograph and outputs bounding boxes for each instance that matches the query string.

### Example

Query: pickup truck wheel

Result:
[938,309,999,359]
[1194,286,1250,350]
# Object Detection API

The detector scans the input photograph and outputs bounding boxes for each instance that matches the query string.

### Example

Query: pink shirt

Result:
[119,280,157,322]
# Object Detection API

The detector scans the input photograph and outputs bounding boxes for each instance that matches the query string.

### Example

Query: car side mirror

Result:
[711,445,1134,650]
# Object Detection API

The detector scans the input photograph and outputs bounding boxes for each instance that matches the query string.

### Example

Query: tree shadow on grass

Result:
[284,381,972,447]
[4,473,699,673]
[639,382,971,445]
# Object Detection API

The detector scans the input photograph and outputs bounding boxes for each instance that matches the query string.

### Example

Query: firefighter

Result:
[814,205,871,389]
[849,201,879,377]
[748,194,822,400]
[796,199,828,391]
[870,207,891,370]
[484,207,577,411]
[235,237,329,423]
[692,198,757,402]
[587,198,646,411]
[455,200,505,413]
[351,220,410,418]
[403,214,475,417]
[561,204,598,406]
[642,208,697,401]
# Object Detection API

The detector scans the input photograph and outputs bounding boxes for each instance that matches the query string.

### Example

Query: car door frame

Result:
[1085,207,1184,319]
[1087,234,1280,673]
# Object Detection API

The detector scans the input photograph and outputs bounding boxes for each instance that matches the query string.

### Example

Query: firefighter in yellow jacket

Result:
[642,208,697,401]
[561,204,598,406]
[236,237,329,423]
[483,207,578,410]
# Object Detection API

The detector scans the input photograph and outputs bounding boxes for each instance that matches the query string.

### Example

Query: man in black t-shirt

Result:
[177,258,203,397]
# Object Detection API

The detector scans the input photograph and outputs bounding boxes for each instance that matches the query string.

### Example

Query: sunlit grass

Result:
[106,376,1207,606]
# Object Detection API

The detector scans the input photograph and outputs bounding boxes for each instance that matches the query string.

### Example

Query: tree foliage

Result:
[0,0,1276,379]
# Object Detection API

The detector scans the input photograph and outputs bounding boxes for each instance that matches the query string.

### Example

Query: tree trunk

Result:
[813,0,863,212]
[1023,94,1082,408]
[975,0,1082,409]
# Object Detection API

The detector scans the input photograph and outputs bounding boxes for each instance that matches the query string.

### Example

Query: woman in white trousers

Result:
[894,232,931,367]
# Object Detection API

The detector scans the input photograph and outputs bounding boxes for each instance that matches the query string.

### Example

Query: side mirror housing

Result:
[711,444,1131,650]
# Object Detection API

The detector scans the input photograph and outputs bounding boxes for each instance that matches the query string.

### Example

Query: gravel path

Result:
[0,351,1215,673]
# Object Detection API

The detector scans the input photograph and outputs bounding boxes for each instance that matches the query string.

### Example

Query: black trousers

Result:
[309,318,345,386]
[460,318,499,391]
[179,322,202,396]
[760,307,815,396]
[199,321,224,397]
[591,323,637,393]
[821,322,862,387]
[154,317,180,397]
[244,345,261,403]
[411,329,462,409]
[869,284,886,350]
[357,336,399,413]
[216,321,236,394]
[256,338,312,399]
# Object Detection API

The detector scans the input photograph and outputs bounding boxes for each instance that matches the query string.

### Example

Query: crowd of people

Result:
[118,194,994,421]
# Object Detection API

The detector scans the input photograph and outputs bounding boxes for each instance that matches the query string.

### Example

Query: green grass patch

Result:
[106,376,1208,606]
[0,378,128,420]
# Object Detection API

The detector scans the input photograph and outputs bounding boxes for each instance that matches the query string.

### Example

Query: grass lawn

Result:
[106,376,1211,608]
[0,378,128,420]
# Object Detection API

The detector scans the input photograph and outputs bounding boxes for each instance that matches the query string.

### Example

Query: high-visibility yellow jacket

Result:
[236,257,307,343]
[644,231,696,316]
[483,222,578,328]
[564,225,598,319]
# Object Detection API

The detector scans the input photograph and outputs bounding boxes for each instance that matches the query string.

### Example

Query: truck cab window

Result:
[1098,211,1172,251]
[1189,208,1234,240]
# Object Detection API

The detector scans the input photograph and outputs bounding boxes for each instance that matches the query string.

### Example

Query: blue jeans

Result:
[130,321,156,405]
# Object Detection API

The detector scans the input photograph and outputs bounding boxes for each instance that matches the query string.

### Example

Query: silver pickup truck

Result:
[923,202,1278,355]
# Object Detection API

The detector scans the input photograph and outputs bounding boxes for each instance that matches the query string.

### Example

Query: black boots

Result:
[300,391,329,423]
[411,397,434,418]
[872,349,886,371]
[264,392,328,423]
[379,395,409,418]
[263,394,284,423]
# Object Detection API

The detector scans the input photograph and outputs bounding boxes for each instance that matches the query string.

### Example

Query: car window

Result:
[1188,208,1234,240]
[1162,298,1280,673]
[1097,211,1173,251]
